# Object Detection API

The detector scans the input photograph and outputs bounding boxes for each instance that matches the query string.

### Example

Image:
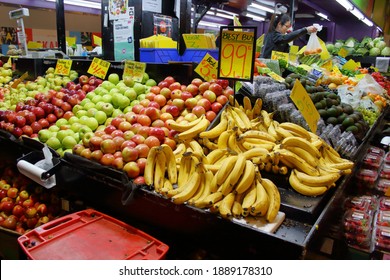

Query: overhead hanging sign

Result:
[218,26,257,82]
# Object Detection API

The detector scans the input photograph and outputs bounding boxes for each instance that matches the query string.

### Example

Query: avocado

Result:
[342,117,355,128]
[337,113,348,123]
[327,107,338,117]
[315,101,324,110]
[342,104,354,115]
[318,109,328,119]
[326,117,338,125]
[328,93,338,99]
[345,125,358,134]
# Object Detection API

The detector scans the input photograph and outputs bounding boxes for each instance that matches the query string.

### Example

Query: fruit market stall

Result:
[0,54,389,260]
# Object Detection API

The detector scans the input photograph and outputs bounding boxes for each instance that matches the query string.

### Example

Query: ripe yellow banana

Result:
[242,181,257,212]
[261,178,280,222]
[285,146,319,168]
[168,115,205,132]
[275,125,294,140]
[289,171,328,197]
[188,172,206,204]
[202,137,218,151]
[260,110,272,128]
[206,148,227,164]
[235,160,256,194]
[328,161,354,171]
[161,144,177,184]
[278,149,319,176]
[209,200,223,213]
[233,107,252,130]
[252,98,262,117]
[232,201,243,218]
[293,169,340,187]
[228,107,249,132]
[241,130,277,143]
[215,155,238,185]
[153,150,166,191]
[171,168,202,204]
[177,152,192,188]
[177,118,210,140]
[219,192,236,218]
[250,178,269,217]
[199,115,228,139]
[278,122,311,141]
[243,96,252,111]
[278,165,289,175]
[218,172,234,196]
[191,170,213,207]
[173,142,187,158]
[281,136,321,159]
[246,109,254,121]
[144,146,159,186]
[227,130,243,154]
[205,191,223,205]
[229,153,246,186]
[267,121,280,141]
[163,178,174,191]
[242,147,269,160]
[217,130,233,150]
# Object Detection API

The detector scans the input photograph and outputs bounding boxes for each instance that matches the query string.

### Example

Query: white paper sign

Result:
[142,0,162,13]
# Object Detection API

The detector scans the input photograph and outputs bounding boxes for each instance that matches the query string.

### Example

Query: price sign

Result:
[322,60,333,71]
[338,47,349,58]
[342,59,359,71]
[271,51,289,62]
[87,57,111,79]
[289,45,299,62]
[54,59,72,76]
[333,65,342,75]
[290,79,320,133]
[195,53,218,82]
[182,34,210,49]
[267,71,285,83]
[123,60,146,82]
[218,26,256,82]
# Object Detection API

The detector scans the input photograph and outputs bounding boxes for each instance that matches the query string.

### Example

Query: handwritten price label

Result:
[218,30,255,81]
[123,60,146,82]
[54,59,72,76]
[338,47,349,58]
[290,79,320,133]
[87,57,111,79]
[271,51,289,62]
[195,53,218,82]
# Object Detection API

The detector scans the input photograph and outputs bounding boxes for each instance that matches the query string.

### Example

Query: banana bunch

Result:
[169,115,211,141]
[144,144,177,192]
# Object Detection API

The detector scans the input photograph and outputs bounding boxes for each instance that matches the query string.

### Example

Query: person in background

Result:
[261,13,317,59]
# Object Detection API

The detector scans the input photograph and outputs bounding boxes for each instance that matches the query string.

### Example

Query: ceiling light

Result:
[249,2,275,13]
[211,8,238,17]
[350,7,364,20]
[216,12,233,20]
[362,17,373,26]
[243,12,265,21]
[247,7,267,16]
[46,0,101,9]
[206,11,214,15]
[335,0,354,11]
[198,20,222,28]
[315,12,329,21]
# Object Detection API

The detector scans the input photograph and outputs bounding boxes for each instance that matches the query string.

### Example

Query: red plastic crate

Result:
[17,209,169,260]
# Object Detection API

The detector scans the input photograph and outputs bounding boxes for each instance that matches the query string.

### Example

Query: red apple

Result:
[90,150,104,162]
[144,135,160,148]
[217,95,228,105]
[101,139,117,154]
[149,127,165,142]
[123,161,140,178]
[137,114,152,127]
[199,82,210,93]
[159,87,171,99]
[137,126,151,138]
[100,153,115,166]
[118,121,132,132]
[192,105,206,118]
[150,86,161,94]
[38,118,50,128]
[121,147,139,162]
[211,102,223,113]
[131,134,145,145]
[112,157,124,170]
[144,107,160,121]
[104,124,116,135]
[153,94,167,107]
[209,83,223,96]
[191,78,203,87]
[121,140,137,150]
[197,98,212,111]
[166,105,180,117]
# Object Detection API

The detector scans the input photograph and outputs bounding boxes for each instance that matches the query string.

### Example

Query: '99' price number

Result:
[219,30,255,81]
[87,58,111,79]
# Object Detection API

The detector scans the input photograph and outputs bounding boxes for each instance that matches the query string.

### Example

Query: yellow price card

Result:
[27,41,43,49]
[66,37,76,46]
[93,35,102,46]
[123,60,146,83]
[219,29,255,81]
[338,47,349,58]
[322,60,333,71]
[87,57,111,79]
[195,53,218,82]
[342,59,359,71]
[267,71,285,83]
[271,51,289,62]
[333,65,342,75]
[290,79,320,133]
[54,59,73,76]
[182,34,210,49]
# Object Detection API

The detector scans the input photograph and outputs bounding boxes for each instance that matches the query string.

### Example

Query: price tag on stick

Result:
[195,53,218,82]
[87,57,111,79]
[218,26,257,82]
[290,79,320,133]
[54,59,73,76]
[123,60,146,82]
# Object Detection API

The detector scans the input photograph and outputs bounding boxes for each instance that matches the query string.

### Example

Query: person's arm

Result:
[273,28,308,45]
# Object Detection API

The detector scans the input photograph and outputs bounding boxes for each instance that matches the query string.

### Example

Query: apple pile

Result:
[0,61,13,87]
[0,166,62,234]
[72,75,232,181]
[0,75,100,140]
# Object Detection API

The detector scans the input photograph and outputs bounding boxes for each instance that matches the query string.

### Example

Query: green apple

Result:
[79,98,90,107]
[123,76,135,87]
[93,86,104,96]
[87,108,98,117]
[56,130,72,143]
[78,126,92,139]
[101,80,115,91]
[72,104,83,114]
[96,125,106,131]
[112,93,121,108]
[124,88,137,101]
[68,116,80,125]
[56,148,64,157]
[92,95,102,104]
[76,110,88,118]
[108,73,120,85]
[116,81,126,88]
[118,95,130,109]
[83,102,96,111]
[105,117,113,126]
[94,111,107,125]
[95,101,105,110]
[133,82,145,95]
[63,149,73,156]
[70,122,83,133]
[73,132,80,143]
[142,72,149,84]
[79,115,90,125]
[85,117,99,131]
[56,118,68,128]
[101,94,112,104]
[38,129,54,143]
[48,125,60,133]
[137,93,146,101]
[123,106,133,114]
[101,103,114,117]
[145,79,157,87]
[112,108,123,118]
[130,100,140,106]
[86,91,96,100]
[62,135,77,149]
[46,137,62,150]
[109,88,120,96]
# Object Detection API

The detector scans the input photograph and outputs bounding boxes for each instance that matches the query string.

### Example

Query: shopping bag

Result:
[304,24,323,55]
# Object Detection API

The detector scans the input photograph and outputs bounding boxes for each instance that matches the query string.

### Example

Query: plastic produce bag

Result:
[356,74,387,96]
[304,24,323,55]
[337,85,362,109]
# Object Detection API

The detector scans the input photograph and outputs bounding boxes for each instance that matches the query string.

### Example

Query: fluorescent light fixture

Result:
[206,11,214,15]
[243,12,265,21]
[377,26,383,32]
[315,12,329,21]
[198,20,221,28]
[211,8,238,17]
[335,0,354,11]
[216,12,233,20]
[250,2,275,13]
[350,7,364,20]
[247,7,267,16]
[46,0,100,9]
[362,17,373,27]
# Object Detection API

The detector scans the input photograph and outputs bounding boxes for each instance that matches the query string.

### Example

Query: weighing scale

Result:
[9,8,29,56]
